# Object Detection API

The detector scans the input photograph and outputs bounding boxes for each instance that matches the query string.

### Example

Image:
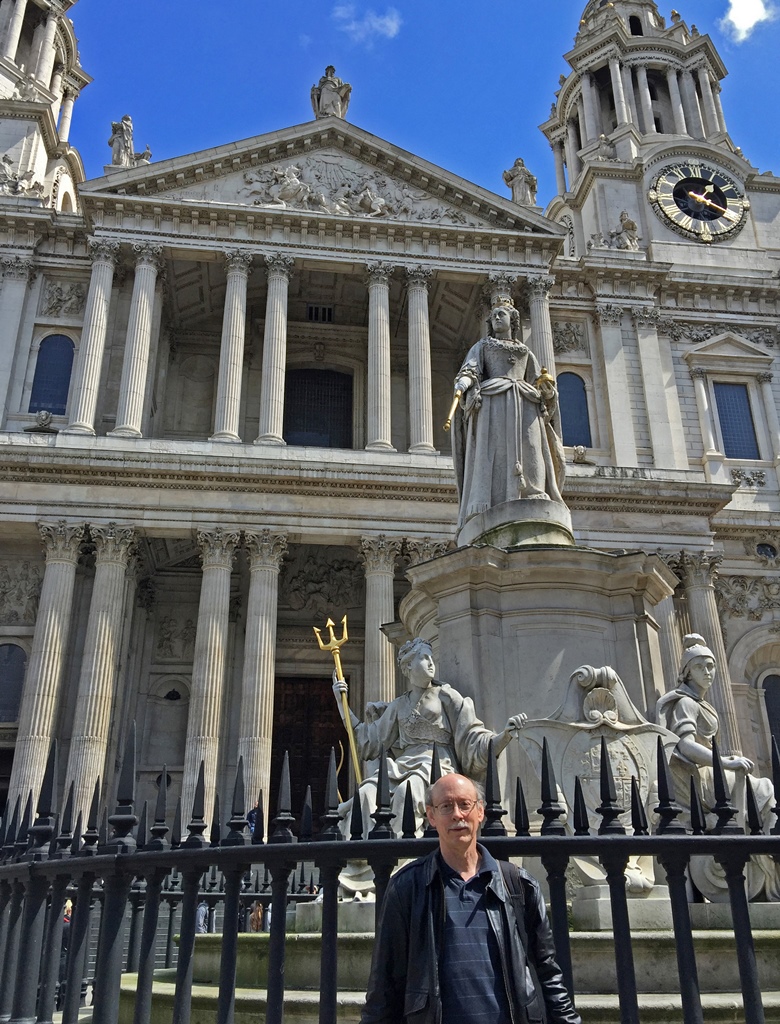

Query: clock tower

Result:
[540,0,770,260]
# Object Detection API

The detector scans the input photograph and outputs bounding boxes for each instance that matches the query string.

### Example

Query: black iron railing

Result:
[0,731,778,1024]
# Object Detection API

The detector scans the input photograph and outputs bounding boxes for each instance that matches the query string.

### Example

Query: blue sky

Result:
[68,1,780,208]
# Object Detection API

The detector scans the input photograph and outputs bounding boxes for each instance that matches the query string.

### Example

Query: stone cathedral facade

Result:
[0,0,778,824]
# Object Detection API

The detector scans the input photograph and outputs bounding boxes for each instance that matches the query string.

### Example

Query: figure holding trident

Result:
[314,615,362,784]
[330,636,527,855]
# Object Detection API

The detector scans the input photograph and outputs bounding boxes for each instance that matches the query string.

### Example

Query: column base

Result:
[108,426,142,438]
[365,441,396,452]
[209,431,242,443]
[408,443,438,455]
[253,434,286,446]
[60,424,96,436]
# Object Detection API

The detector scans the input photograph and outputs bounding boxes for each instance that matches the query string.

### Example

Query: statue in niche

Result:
[519,665,680,895]
[311,65,352,119]
[502,157,538,206]
[656,633,780,901]
[109,115,135,166]
[332,637,525,889]
[451,298,566,530]
[610,210,641,251]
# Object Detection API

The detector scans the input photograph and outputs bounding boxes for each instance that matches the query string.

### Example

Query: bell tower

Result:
[0,0,91,211]
[538,1,756,255]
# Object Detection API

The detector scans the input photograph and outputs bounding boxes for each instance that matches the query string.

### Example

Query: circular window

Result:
[757,543,778,560]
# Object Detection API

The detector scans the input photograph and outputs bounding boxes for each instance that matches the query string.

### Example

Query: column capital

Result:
[360,534,402,573]
[88,238,120,266]
[593,302,624,325]
[244,529,288,570]
[38,520,85,561]
[526,273,555,298]
[631,305,661,328]
[224,249,253,276]
[263,252,294,278]
[677,550,722,588]
[758,372,774,385]
[365,260,395,286]
[2,254,34,281]
[406,537,452,566]
[197,526,240,569]
[131,243,164,270]
[90,522,136,564]
[487,271,518,305]
[405,264,432,288]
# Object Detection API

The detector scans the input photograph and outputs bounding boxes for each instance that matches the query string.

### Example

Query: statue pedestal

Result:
[400,543,677,791]
[572,884,673,931]
[456,498,574,549]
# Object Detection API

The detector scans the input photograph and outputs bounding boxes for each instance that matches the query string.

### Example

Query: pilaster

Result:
[631,306,687,470]
[593,303,638,467]
[0,256,34,426]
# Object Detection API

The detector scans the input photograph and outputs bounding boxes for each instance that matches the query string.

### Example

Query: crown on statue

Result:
[493,296,516,310]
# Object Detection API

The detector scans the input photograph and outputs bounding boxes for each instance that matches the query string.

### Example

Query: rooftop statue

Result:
[311,65,352,119]
[657,633,780,900]
[109,114,134,167]
[503,157,538,206]
[451,299,566,531]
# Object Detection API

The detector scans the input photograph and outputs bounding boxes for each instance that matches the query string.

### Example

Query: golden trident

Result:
[313,614,363,784]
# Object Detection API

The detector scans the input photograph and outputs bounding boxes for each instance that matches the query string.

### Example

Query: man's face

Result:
[426,774,484,857]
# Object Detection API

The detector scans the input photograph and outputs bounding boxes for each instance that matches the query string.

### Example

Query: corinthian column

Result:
[677,551,742,755]
[406,266,435,454]
[65,523,136,821]
[635,64,656,134]
[526,274,556,375]
[361,535,402,706]
[180,527,239,820]
[1,0,28,61]
[255,253,293,445]
[238,530,287,821]
[609,58,629,125]
[63,240,120,435]
[33,2,60,85]
[211,250,252,442]
[110,244,163,438]
[666,68,687,135]
[365,262,395,451]
[0,256,33,424]
[594,303,638,467]
[7,521,84,810]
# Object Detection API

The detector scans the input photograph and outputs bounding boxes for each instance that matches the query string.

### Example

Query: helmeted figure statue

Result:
[451,298,565,530]
[657,633,780,900]
[109,115,134,166]
[311,66,352,119]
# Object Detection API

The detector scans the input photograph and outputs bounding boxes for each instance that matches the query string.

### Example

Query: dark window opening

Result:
[714,382,760,459]
[648,83,658,101]
[29,334,74,415]
[757,543,778,559]
[307,305,334,323]
[0,644,27,723]
[629,15,644,35]
[558,372,592,448]
[763,674,780,746]
[283,368,353,448]
[654,116,664,132]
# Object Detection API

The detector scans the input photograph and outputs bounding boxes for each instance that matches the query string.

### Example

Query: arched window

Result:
[29,334,75,415]
[283,369,353,448]
[557,372,592,447]
[763,674,780,745]
[0,644,27,722]
[629,15,644,35]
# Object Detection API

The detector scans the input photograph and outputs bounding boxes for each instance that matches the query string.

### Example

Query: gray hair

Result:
[424,775,485,807]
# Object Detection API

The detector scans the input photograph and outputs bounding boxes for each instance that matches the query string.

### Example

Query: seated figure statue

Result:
[656,633,779,901]
[332,637,525,841]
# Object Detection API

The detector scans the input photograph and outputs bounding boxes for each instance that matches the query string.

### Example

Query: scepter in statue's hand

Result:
[314,615,363,784]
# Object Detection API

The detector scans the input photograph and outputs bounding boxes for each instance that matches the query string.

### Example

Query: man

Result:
[362,773,581,1024]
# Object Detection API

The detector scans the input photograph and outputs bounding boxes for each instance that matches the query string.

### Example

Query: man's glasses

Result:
[431,799,482,816]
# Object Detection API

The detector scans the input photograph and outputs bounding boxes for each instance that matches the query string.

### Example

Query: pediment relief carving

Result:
[155,151,484,227]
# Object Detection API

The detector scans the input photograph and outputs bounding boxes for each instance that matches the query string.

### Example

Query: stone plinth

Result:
[400,545,677,791]
[456,498,574,549]
[572,884,673,930]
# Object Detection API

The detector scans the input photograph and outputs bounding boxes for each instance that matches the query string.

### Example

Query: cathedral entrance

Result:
[270,676,349,832]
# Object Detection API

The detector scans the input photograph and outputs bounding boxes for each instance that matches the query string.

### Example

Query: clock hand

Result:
[687,190,727,214]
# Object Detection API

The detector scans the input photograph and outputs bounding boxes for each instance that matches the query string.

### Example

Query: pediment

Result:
[79,118,563,237]
[686,333,773,362]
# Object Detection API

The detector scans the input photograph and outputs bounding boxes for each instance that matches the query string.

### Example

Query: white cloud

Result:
[299,33,312,49]
[719,0,777,41]
[332,5,402,44]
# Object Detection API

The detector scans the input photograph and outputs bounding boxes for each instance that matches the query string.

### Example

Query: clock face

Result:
[648,162,749,242]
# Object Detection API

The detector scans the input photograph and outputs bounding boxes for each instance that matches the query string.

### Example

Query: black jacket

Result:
[361,846,581,1024]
